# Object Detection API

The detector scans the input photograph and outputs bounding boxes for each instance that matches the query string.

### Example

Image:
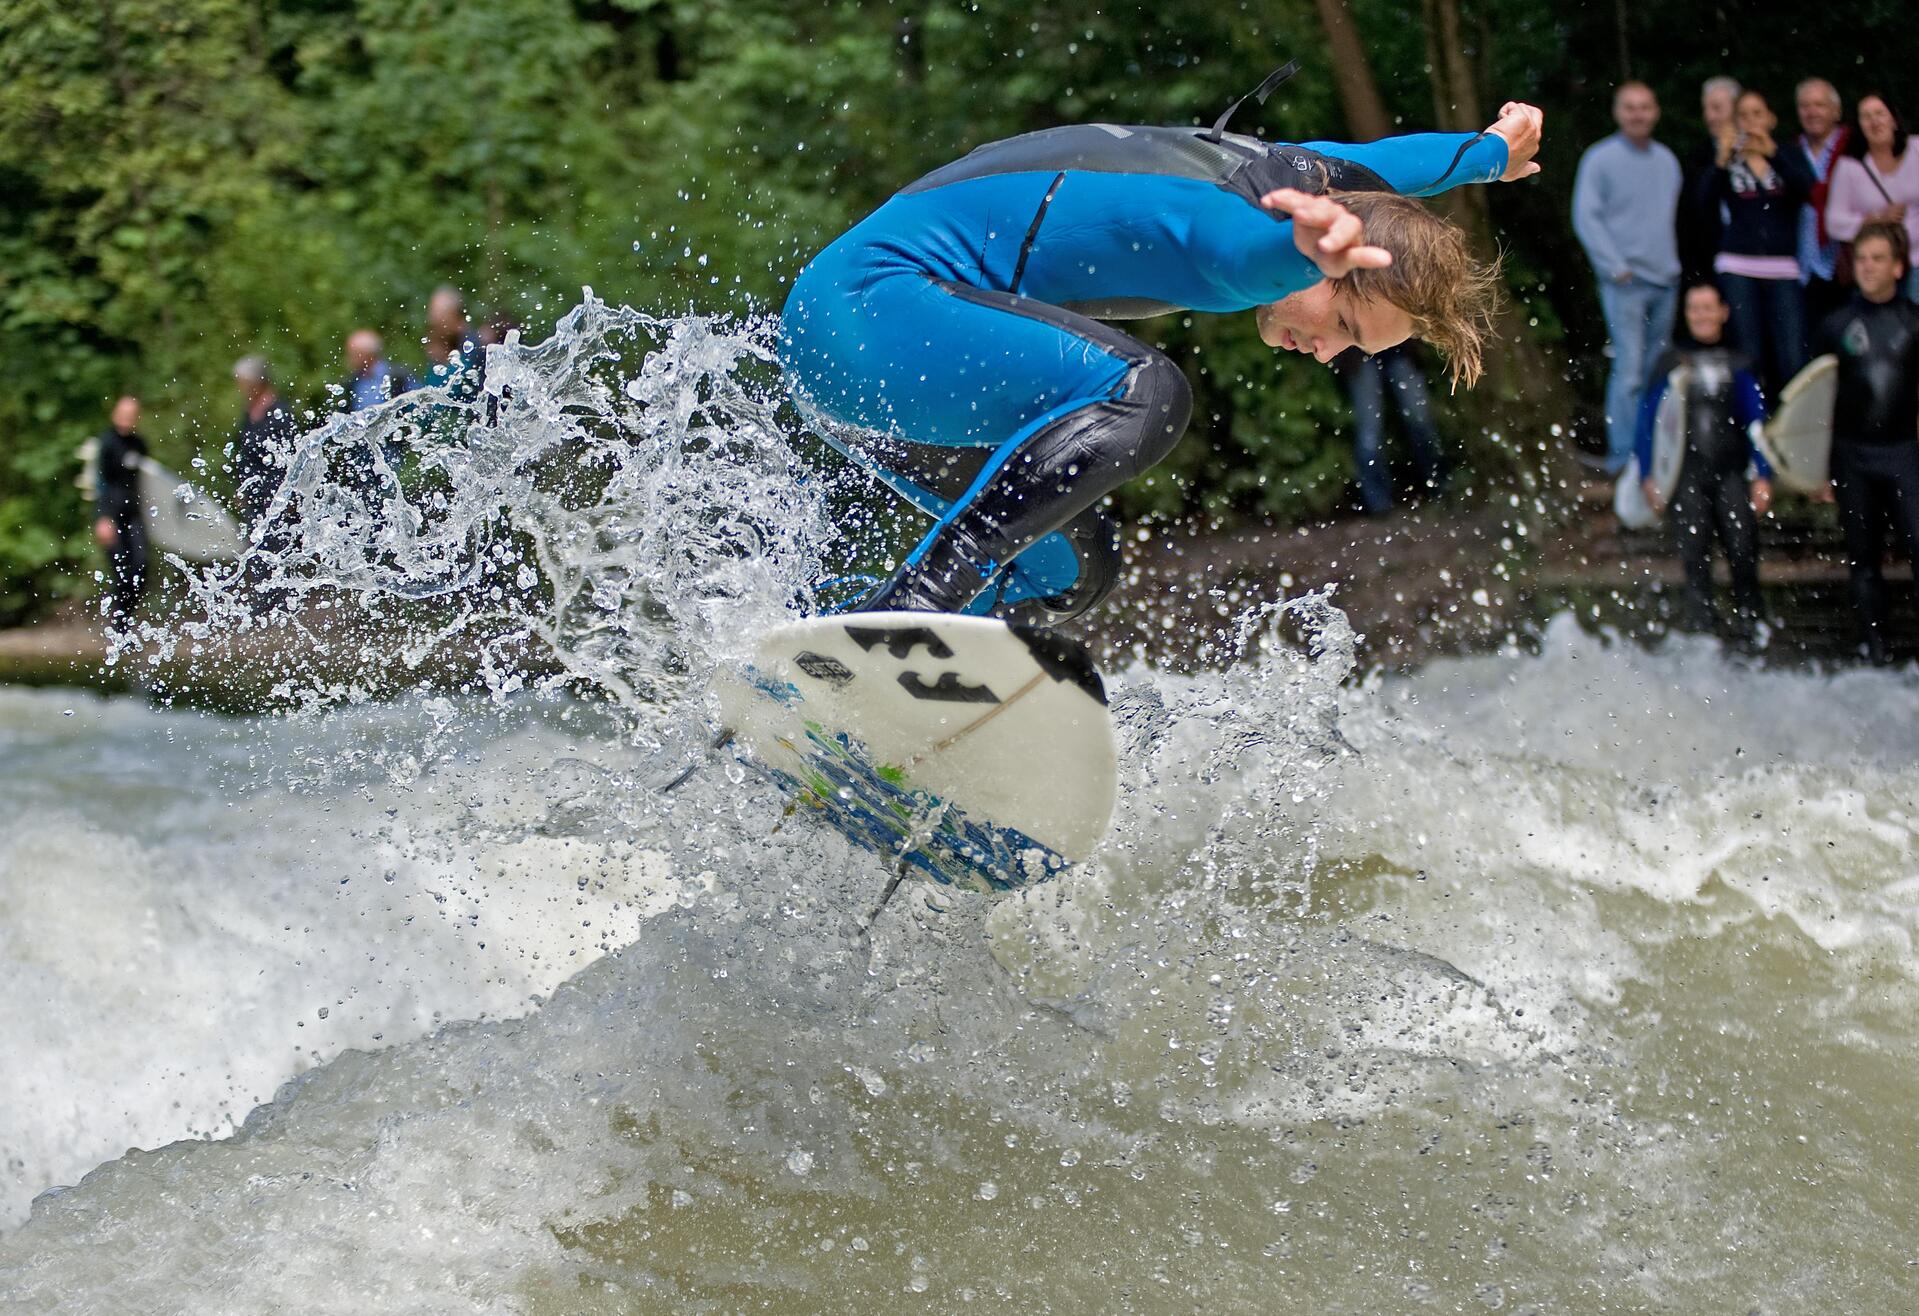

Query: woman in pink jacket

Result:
[1828,94,1919,301]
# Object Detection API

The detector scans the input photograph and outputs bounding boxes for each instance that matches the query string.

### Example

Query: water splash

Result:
[124,293,837,774]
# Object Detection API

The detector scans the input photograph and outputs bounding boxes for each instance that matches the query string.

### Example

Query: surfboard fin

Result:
[658,726,734,794]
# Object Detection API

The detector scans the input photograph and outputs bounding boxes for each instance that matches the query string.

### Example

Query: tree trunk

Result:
[1418,0,1576,496]
[1311,0,1392,143]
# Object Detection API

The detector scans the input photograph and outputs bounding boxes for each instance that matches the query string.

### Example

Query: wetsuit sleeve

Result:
[1734,369,1774,479]
[1207,216,1327,308]
[1633,374,1666,476]
[1299,132,1509,198]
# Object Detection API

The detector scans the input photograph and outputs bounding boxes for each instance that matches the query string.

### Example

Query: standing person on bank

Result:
[93,394,150,626]
[1680,77,1743,288]
[1336,343,1445,515]
[342,330,415,414]
[1814,221,1919,663]
[1827,94,1919,303]
[1703,89,1817,397]
[1794,78,1853,322]
[1636,285,1773,638]
[1573,82,1683,476]
[230,356,297,531]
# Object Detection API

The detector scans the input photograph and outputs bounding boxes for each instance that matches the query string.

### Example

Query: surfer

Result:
[780,86,1544,624]
[1634,283,1773,637]
[1812,220,1919,663]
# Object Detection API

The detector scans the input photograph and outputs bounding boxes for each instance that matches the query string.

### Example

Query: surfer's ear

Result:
[1329,192,1500,390]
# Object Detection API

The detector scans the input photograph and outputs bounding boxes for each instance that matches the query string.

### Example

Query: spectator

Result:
[1814,221,1919,663]
[1335,344,1444,516]
[424,285,485,399]
[1702,89,1816,397]
[93,394,150,626]
[1573,81,1683,475]
[229,356,297,532]
[1636,285,1772,638]
[1828,94,1919,303]
[1794,78,1853,321]
[1681,75,1743,287]
[342,330,415,413]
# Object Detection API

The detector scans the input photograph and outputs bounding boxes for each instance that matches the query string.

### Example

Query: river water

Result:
[1,303,1914,1312]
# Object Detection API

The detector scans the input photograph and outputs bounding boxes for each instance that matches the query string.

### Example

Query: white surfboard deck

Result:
[715,612,1118,893]
[1756,354,1838,495]
[140,459,244,562]
[76,443,245,563]
[1614,370,1688,529]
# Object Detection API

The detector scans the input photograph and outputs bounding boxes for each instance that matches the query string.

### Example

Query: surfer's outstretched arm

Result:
[1299,102,1545,197]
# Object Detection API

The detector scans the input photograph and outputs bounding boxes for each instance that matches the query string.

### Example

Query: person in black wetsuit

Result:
[93,394,150,626]
[1814,220,1919,662]
[1635,284,1774,637]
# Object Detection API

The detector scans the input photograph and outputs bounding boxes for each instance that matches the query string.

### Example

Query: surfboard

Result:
[1755,354,1838,496]
[139,458,245,562]
[1613,367,1688,529]
[76,442,245,562]
[714,613,1118,893]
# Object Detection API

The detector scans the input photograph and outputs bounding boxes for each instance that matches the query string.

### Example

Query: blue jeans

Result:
[1597,277,1678,474]
[1719,273,1806,399]
[1343,345,1443,513]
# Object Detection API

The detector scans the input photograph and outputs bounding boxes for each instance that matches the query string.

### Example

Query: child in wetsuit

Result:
[1813,220,1919,663]
[1636,282,1774,637]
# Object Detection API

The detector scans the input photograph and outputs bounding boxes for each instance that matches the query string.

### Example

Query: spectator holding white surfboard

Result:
[1812,220,1919,663]
[1826,94,1919,304]
[1635,284,1773,637]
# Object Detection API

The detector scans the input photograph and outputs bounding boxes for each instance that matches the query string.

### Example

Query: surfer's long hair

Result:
[1328,191,1501,390]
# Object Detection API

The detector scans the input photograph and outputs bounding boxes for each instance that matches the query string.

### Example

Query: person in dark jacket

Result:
[229,356,300,612]
[230,356,297,529]
[1636,285,1774,636]
[1679,76,1742,288]
[1814,221,1919,662]
[93,394,150,626]
[1700,89,1818,396]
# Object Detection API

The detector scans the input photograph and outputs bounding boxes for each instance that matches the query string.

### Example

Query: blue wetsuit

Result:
[780,121,1507,622]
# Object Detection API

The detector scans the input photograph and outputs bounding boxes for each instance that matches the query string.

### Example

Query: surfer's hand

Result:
[1642,478,1664,515]
[1814,482,1837,505]
[1488,102,1544,180]
[1750,478,1773,516]
[94,517,116,548]
[1260,189,1393,278]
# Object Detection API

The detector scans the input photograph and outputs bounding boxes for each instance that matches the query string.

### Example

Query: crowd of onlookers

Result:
[1575,76,1919,661]
[89,286,509,625]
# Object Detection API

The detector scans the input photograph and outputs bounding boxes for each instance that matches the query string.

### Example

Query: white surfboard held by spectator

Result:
[76,441,245,563]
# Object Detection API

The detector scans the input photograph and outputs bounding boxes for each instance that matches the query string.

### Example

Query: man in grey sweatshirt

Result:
[1573,81,1684,475]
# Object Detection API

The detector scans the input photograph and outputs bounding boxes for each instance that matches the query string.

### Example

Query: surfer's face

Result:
[1683,287,1728,345]
[1256,281,1414,363]
[1853,235,1905,302]
[111,396,139,434]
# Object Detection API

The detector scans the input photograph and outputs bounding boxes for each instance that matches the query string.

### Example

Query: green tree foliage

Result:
[2,0,1912,621]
